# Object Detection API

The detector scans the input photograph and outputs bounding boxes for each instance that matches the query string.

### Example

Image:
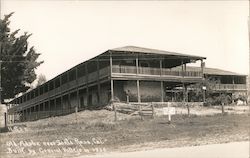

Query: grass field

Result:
[0,107,249,158]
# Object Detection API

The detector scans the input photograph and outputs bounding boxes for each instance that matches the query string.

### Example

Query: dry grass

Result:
[0,108,249,158]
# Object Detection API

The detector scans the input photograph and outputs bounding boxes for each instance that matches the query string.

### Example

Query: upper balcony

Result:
[111,65,203,81]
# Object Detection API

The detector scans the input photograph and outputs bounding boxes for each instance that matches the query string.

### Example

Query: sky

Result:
[1,0,249,81]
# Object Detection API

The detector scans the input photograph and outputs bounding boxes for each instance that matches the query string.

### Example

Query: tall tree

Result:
[0,13,43,101]
[36,74,47,87]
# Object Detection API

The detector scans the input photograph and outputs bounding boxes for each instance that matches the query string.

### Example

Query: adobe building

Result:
[7,46,206,122]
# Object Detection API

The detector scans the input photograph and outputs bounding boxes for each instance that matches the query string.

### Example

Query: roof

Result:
[204,67,246,76]
[109,46,206,59]
[184,66,246,76]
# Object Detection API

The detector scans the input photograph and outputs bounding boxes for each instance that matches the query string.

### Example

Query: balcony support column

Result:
[232,76,235,90]
[48,99,51,116]
[182,83,186,102]
[161,81,164,102]
[76,67,80,110]
[37,104,40,119]
[42,102,45,117]
[201,59,205,104]
[67,94,70,113]
[28,108,31,121]
[136,54,139,75]
[111,79,114,102]
[181,60,184,77]
[160,59,163,76]
[110,53,114,101]
[97,58,101,104]
[85,63,89,106]
[137,80,141,103]
[61,96,63,114]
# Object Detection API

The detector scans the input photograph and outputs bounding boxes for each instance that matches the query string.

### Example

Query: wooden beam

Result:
[137,80,141,103]
[97,58,101,104]
[182,83,185,102]
[181,60,184,77]
[161,81,164,102]
[111,79,114,101]
[85,62,89,106]
[110,52,113,75]
[160,59,163,76]
[201,59,204,77]
[76,67,80,109]
[61,96,63,114]
[136,55,139,75]
[110,52,114,101]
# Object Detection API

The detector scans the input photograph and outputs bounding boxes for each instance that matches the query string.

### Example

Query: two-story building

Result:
[7,46,206,122]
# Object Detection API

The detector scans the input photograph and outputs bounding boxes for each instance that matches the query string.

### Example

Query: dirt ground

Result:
[0,106,249,158]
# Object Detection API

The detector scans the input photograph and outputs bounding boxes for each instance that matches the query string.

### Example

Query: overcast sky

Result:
[1,0,249,81]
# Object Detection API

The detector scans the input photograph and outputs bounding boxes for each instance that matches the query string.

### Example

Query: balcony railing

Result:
[14,66,110,109]
[112,65,202,77]
[211,84,247,90]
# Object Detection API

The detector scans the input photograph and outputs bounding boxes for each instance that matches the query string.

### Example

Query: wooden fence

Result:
[113,102,155,121]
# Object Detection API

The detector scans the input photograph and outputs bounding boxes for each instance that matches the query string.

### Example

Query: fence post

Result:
[151,103,154,119]
[167,102,171,124]
[139,104,143,120]
[221,103,225,115]
[126,95,129,104]
[186,103,190,117]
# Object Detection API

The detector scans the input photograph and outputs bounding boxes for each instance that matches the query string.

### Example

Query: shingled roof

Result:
[108,46,206,60]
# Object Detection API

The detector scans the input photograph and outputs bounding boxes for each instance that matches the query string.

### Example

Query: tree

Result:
[36,74,47,87]
[188,76,219,103]
[0,13,43,101]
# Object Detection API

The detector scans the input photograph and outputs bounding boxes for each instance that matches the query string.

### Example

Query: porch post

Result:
[76,67,80,109]
[61,96,63,114]
[201,59,206,104]
[48,99,51,116]
[136,54,141,103]
[28,108,31,121]
[136,54,139,75]
[37,104,40,119]
[232,76,235,90]
[85,63,89,105]
[67,94,70,113]
[160,59,163,76]
[137,80,141,103]
[97,58,101,104]
[110,52,114,101]
[161,81,164,102]
[182,83,186,102]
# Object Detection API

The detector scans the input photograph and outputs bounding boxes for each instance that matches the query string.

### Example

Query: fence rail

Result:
[114,103,155,120]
